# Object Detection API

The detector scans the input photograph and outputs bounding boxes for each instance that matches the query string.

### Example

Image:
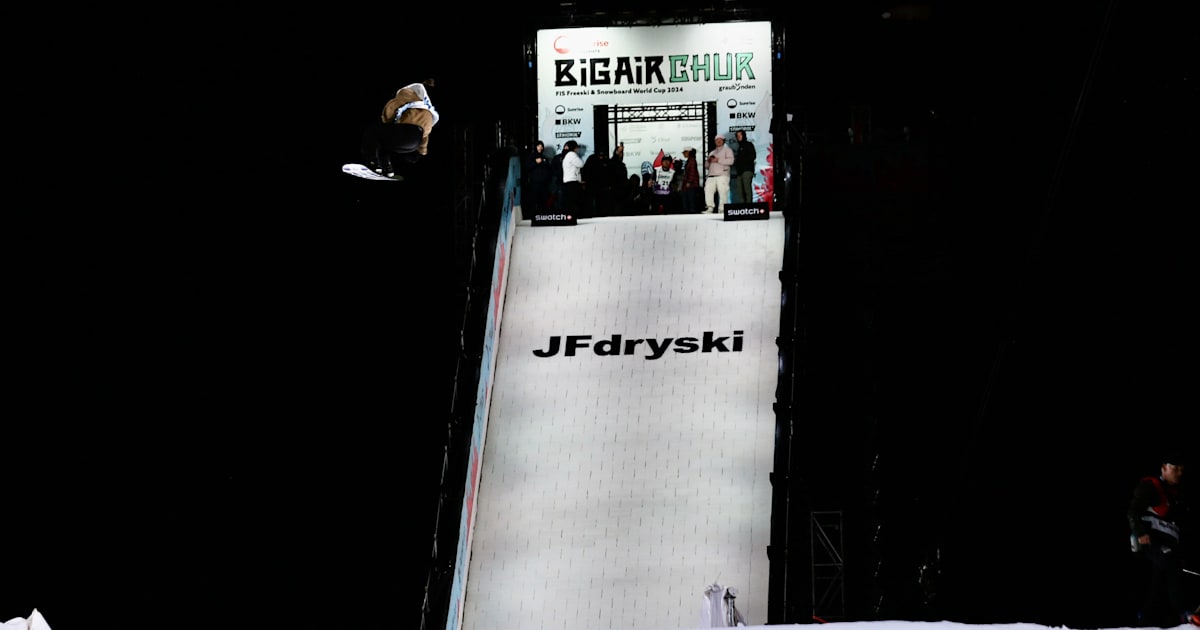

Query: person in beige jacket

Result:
[703,133,735,213]
[361,79,439,177]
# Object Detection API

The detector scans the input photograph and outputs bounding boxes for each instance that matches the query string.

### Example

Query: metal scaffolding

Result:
[811,510,845,621]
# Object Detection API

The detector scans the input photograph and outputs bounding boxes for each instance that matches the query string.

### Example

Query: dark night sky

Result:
[6,3,1197,629]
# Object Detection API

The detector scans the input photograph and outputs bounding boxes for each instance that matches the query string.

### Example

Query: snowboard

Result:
[342,163,403,181]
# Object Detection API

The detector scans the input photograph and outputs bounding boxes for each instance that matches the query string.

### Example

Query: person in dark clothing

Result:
[617,173,641,216]
[547,147,565,211]
[608,143,630,212]
[632,173,658,215]
[523,140,552,214]
[731,130,757,204]
[1128,452,1194,627]
[581,150,611,217]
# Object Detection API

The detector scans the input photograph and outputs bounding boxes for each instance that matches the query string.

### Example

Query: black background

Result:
[5,2,1196,628]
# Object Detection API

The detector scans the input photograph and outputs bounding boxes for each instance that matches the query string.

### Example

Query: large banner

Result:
[536,21,774,202]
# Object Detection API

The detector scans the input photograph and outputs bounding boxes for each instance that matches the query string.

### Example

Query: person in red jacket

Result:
[1128,452,1194,627]
[679,147,702,214]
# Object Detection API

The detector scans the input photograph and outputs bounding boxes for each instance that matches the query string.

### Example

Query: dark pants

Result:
[562,181,583,217]
[1139,544,1186,626]
[361,122,424,170]
[588,186,613,218]
[734,170,755,203]
[526,179,549,214]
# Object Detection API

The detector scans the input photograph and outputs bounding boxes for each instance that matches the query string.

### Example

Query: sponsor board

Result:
[530,212,578,226]
[533,331,744,359]
[723,202,769,221]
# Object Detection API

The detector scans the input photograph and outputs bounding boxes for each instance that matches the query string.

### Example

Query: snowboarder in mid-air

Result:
[360,78,438,178]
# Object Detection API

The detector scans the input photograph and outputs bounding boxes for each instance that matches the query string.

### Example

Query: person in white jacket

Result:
[704,134,735,213]
[560,140,585,217]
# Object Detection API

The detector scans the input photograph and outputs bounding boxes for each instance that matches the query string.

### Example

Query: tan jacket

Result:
[380,84,438,155]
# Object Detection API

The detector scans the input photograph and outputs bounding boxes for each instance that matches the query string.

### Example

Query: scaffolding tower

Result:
[811,511,845,621]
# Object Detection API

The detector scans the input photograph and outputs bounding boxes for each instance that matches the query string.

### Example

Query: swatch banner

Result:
[536,21,774,194]
[723,202,770,221]
[529,212,578,226]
